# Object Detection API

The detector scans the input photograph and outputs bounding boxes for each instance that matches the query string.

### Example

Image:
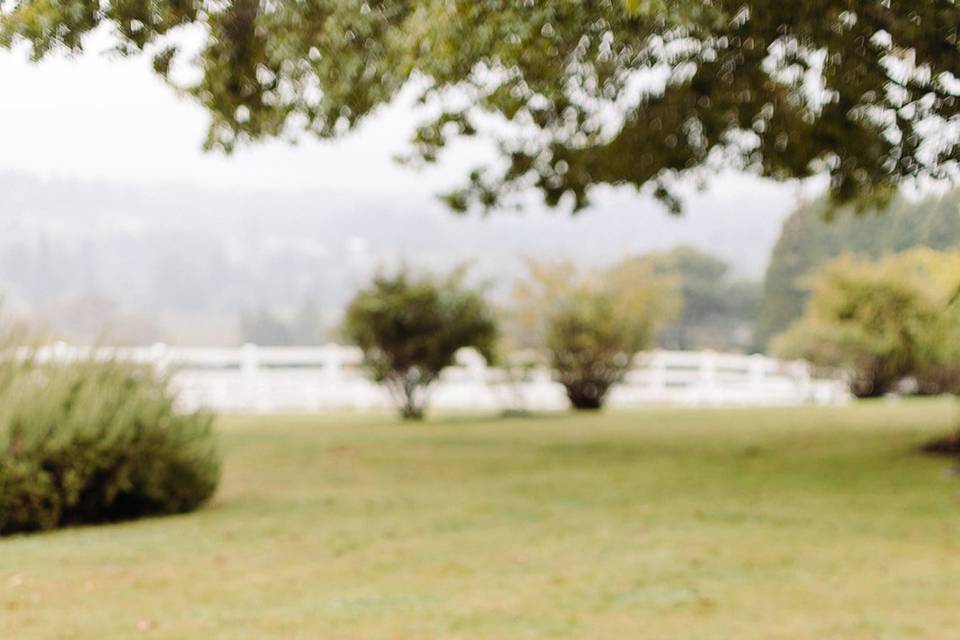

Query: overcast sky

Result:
[0,30,833,291]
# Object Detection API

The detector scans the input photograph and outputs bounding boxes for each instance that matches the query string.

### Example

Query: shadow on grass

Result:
[920,432,960,457]
[418,411,580,426]
[0,502,221,541]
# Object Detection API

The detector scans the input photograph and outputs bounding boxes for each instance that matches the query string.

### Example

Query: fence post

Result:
[700,351,718,405]
[648,351,667,399]
[151,342,170,375]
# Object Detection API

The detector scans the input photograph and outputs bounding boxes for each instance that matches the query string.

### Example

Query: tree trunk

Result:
[400,402,425,421]
[400,380,427,421]
[564,383,608,410]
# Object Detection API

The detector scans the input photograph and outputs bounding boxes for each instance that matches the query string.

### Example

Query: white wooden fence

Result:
[29,343,849,413]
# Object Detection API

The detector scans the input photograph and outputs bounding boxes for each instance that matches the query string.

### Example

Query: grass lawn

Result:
[2,400,959,639]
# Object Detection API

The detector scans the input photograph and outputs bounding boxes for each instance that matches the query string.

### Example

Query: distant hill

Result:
[756,191,960,348]
[0,172,794,344]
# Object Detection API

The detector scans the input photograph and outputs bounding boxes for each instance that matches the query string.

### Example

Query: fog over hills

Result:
[0,171,797,344]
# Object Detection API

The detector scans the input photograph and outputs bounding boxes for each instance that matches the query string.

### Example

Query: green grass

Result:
[3,400,960,639]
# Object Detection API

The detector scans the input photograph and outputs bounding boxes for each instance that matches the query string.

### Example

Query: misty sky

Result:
[0,33,488,194]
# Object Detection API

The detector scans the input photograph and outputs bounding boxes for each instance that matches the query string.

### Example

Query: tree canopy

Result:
[4,1,960,212]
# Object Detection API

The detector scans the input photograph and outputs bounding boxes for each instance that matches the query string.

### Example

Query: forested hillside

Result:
[0,173,787,345]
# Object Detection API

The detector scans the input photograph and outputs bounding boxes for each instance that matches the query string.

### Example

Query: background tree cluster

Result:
[772,249,960,398]
[240,297,328,346]
[643,246,760,351]
[757,190,960,348]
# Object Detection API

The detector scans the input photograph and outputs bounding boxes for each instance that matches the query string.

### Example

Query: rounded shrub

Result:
[0,358,220,535]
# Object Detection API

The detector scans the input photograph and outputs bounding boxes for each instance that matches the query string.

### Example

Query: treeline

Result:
[246,189,960,357]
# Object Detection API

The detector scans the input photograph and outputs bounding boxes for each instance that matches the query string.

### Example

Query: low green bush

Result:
[343,269,497,420]
[0,357,220,535]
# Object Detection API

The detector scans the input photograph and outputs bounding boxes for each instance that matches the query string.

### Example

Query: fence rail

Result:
[27,343,849,413]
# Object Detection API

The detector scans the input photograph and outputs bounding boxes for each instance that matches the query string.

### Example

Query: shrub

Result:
[0,358,220,535]
[547,290,644,409]
[512,259,680,410]
[907,251,960,395]
[772,250,960,398]
[343,269,497,420]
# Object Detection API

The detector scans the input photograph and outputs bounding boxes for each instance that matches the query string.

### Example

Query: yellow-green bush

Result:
[512,259,680,410]
[0,358,220,535]
[772,249,960,398]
